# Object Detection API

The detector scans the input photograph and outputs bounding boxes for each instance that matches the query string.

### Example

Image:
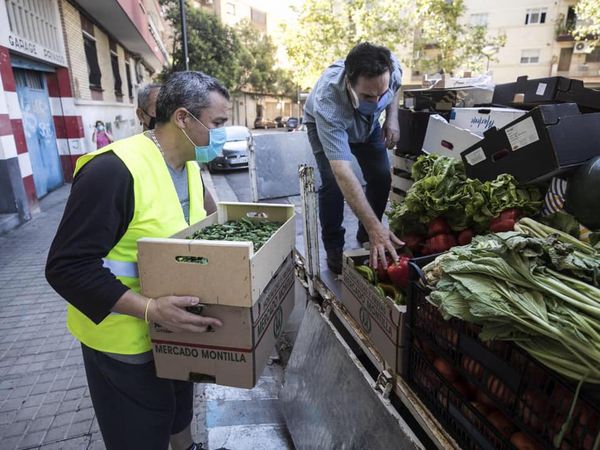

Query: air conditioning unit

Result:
[573,41,593,54]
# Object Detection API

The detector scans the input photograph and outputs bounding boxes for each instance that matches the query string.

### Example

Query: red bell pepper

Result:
[499,208,522,222]
[387,256,410,289]
[425,233,457,254]
[489,217,516,232]
[428,218,450,237]
[457,229,474,246]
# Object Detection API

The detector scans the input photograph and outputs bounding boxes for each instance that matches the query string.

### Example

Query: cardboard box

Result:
[341,249,405,374]
[396,108,444,155]
[149,254,295,388]
[449,107,526,136]
[391,169,414,195]
[138,202,295,307]
[492,76,600,112]
[403,87,493,112]
[422,114,482,160]
[462,103,600,184]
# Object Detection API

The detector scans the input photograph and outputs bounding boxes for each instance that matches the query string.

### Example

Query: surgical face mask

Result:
[180,111,227,163]
[97,125,105,131]
[347,82,392,116]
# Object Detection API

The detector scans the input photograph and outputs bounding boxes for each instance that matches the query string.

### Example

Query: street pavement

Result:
[0,174,295,450]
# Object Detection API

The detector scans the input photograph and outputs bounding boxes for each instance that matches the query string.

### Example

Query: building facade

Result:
[0,0,170,230]
[463,0,600,86]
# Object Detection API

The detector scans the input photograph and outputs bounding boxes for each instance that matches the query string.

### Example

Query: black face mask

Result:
[141,108,156,130]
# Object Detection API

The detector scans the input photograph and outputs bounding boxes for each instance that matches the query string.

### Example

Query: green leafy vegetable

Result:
[387,154,542,235]
[423,218,600,384]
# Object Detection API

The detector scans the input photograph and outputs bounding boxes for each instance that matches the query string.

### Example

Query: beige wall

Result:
[61,0,89,99]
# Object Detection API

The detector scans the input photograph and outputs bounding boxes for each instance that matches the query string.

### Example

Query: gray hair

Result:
[155,72,229,124]
[137,83,162,110]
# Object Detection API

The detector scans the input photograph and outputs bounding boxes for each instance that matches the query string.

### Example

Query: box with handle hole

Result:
[137,202,295,307]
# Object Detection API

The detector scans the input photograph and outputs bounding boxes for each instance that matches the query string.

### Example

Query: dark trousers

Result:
[81,344,193,450]
[307,123,391,251]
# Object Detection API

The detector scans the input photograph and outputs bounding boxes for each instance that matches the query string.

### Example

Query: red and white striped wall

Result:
[0,45,37,216]
[0,45,84,222]
[46,67,85,181]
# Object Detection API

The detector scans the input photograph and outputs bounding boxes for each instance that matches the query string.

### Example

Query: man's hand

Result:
[148,296,223,333]
[368,222,405,269]
[382,118,400,149]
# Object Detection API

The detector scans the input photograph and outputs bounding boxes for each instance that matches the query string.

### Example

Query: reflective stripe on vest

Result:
[102,258,139,278]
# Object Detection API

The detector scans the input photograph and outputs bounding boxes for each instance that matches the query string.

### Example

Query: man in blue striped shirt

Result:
[304,42,404,274]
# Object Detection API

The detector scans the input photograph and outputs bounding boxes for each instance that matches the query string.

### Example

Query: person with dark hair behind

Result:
[136,83,162,131]
[45,71,228,450]
[304,42,404,274]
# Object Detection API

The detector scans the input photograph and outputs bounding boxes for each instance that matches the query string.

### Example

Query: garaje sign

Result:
[7,33,66,66]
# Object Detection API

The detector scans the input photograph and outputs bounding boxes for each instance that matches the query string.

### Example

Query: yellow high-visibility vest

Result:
[66,133,206,354]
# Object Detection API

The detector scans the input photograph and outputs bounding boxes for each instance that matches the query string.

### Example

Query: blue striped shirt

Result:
[303,56,403,161]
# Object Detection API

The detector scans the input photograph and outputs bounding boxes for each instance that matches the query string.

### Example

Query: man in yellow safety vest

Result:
[46,71,229,450]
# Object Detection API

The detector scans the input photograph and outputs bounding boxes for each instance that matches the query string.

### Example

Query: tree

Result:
[282,0,411,89]
[283,0,506,88]
[160,1,294,95]
[412,0,506,75]
[573,0,600,42]
[235,20,295,95]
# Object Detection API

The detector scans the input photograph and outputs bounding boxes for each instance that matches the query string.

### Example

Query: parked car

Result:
[286,117,299,131]
[254,117,277,129]
[208,126,251,172]
[274,116,289,128]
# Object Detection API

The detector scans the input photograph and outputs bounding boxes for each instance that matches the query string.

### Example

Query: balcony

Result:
[72,0,168,72]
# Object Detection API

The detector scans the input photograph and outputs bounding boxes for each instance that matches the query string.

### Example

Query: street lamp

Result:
[179,0,189,70]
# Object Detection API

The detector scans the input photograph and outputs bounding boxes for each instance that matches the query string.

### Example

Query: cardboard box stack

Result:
[341,249,406,374]
[137,202,296,388]
[393,75,600,190]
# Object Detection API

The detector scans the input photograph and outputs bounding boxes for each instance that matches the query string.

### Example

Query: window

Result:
[125,61,133,99]
[586,47,600,63]
[470,13,488,27]
[110,42,123,98]
[251,8,267,28]
[83,35,102,89]
[558,47,573,71]
[225,2,235,16]
[525,8,547,25]
[520,49,541,64]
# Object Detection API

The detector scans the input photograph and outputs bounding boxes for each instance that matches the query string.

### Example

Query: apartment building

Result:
[463,0,600,86]
[0,0,170,231]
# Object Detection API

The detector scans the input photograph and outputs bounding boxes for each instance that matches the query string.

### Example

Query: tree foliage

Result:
[283,0,506,88]
[573,0,600,42]
[282,0,411,89]
[160,1,294,95]
[412,0,506,75]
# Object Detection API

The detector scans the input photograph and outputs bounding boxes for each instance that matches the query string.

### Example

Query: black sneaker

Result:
[326,248,343,275]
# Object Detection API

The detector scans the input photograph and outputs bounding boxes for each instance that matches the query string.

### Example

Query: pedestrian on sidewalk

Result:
[303,42,404,274]
[92,120,114,149]
[46,71,230,450]
[136,83,162,131]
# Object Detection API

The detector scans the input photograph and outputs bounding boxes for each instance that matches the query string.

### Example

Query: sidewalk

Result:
[0,183,294,450]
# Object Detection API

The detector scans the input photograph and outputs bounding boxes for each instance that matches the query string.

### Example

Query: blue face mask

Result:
[181,111,227,163]
[97,125,105,131]
[348,84,393,116]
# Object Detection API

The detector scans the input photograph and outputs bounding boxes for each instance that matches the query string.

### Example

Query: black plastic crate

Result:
[408,345,514,450]
[404,258,600,450]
